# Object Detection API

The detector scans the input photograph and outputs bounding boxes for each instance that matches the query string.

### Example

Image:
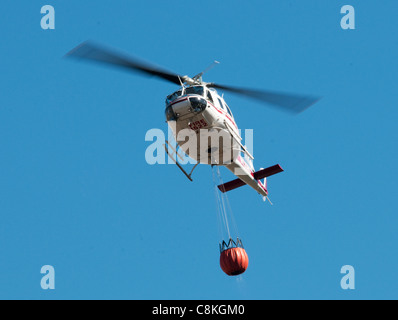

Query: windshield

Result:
[226,104,234,118]
[185,86,204,96]
[166,89,183,104]
[166,86,205,105]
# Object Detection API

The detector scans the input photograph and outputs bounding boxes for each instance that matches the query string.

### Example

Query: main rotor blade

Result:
[208,83,320,113]
[66,41,184,85]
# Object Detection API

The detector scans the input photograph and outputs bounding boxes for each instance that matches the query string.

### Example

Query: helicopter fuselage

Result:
[165,86,240,164]
[165,85,270,197]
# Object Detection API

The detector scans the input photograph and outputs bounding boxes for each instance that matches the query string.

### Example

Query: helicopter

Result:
[67,42,319,200]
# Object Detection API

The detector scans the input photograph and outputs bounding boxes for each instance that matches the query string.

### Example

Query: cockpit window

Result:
[166,86,205,105]
[207,90,214,103]
[218,98,225,111]
[166,89,183,104]
[185,86,204,96]
[226,104,233,118]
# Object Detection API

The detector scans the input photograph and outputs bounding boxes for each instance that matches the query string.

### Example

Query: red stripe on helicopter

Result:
[169,97,238,130]
[169,97,188,106]
[208,102,238,129]
[257,180,268,193]
[237,155,254,177]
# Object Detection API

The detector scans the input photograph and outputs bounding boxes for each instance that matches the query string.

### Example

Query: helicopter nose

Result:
[189,97,207,112]
[169,97,190,116]
[167,96,207,120]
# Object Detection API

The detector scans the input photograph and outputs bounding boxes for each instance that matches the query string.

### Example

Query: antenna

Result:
[192,60,220,82]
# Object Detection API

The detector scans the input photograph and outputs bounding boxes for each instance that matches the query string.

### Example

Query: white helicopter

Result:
[67,42,319,199]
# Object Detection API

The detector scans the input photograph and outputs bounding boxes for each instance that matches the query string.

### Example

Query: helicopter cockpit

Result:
[185,86,204,96]
[166,89,183,105]
[165,86,205,105]
[165,86,208,122]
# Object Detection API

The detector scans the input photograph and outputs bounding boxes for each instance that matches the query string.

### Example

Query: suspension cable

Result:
[212,165,240,242]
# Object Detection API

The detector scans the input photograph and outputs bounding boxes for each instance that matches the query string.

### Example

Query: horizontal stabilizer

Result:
[218,164,283,193]
[253,164,284,180]
[218,178,246,193]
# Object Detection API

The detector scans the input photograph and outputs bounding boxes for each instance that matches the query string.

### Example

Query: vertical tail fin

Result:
[260,168,268,201]
[263,176,267,193]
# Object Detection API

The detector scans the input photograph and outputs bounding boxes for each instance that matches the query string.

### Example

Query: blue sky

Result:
[0,0,397,299]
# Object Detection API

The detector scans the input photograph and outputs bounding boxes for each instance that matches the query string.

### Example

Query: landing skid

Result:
[163,140,199,182]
